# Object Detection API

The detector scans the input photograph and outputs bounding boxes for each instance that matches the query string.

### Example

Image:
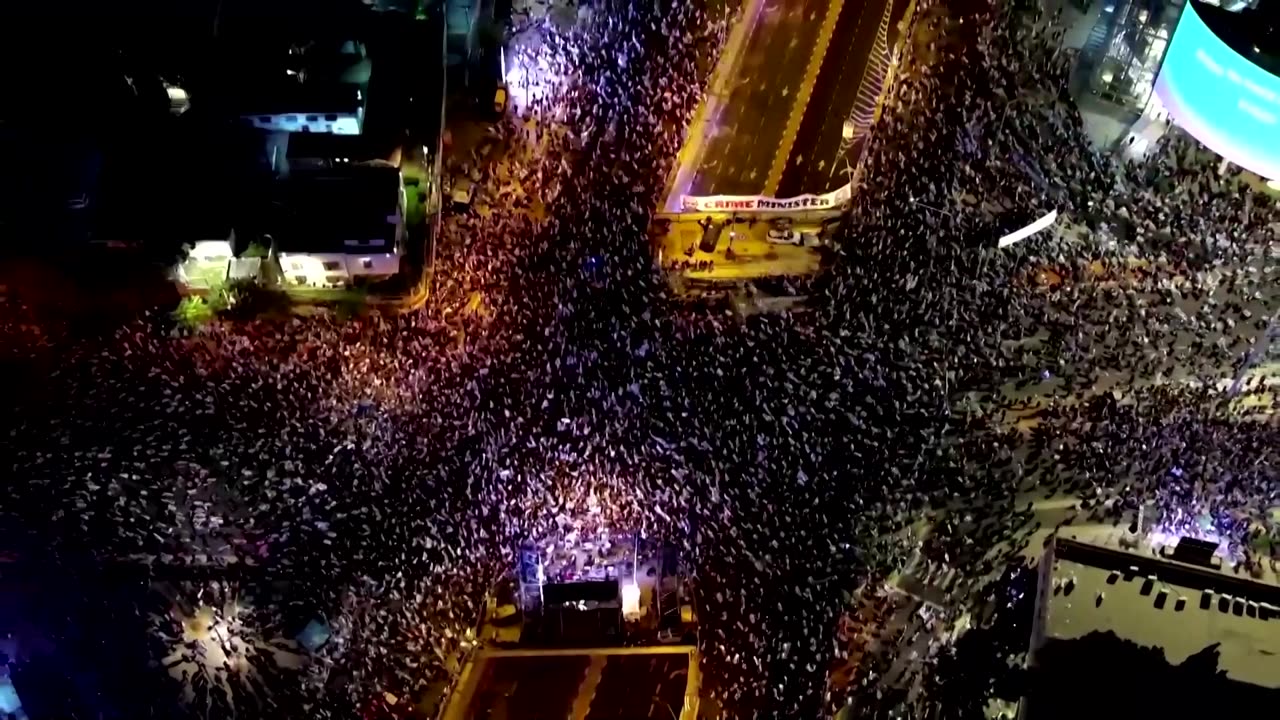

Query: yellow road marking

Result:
[662,0,770,207]
[764,0,846,195]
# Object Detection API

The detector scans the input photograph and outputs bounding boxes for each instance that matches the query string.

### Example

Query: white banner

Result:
[997,210,1058,248]
[681,183,852,214]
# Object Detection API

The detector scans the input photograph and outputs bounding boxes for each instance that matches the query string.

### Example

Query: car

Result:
[699,221,725,253]
[450,177,475,207]
[494,85,509,116]
[767,228,801,245]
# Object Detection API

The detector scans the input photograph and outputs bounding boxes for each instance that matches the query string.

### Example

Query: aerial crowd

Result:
[0,0,1277,718]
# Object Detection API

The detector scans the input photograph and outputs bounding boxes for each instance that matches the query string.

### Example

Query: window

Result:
[306,115,319,122]
[325,114,338,122]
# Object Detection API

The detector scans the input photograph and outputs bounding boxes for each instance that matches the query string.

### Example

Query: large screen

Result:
[1154,3,1280,181]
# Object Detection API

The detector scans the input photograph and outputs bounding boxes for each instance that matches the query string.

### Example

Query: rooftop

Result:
[1025,537,1280,718]
[275,164,401,252]
[1044,537,1280,687]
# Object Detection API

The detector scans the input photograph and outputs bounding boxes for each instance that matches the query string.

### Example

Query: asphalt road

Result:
[776,0,909,197]
[687,0,832,197]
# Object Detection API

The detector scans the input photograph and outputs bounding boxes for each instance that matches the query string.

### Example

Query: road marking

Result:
[662,0,770,209]
[571,656,607,720]
[478,645,697,657]
[828,0,897,184]
[764,0,846,195]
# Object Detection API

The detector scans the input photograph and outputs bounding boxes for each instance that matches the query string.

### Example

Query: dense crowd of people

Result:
[0,0,1277,717]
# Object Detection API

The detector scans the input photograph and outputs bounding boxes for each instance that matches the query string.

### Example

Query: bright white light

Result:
[279,252,402,283]
[1267,179,1280,190]
[621,581,641,618]
[164,603,257,701]
[504,49,563,112]
[0,675,22,714]
[159,596,308,709]
[190,240,233,262]
[241,112,361,135]
[332,117,361,135]
[279,253,330,286]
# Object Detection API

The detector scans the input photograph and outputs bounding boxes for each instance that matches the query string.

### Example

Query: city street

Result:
[673,0,904,201]
[4,0,1279,718]
[776,0,911,197]
[681,0,835,198]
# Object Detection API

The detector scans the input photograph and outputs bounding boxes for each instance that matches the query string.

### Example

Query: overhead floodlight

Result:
[997,210,1058,248]
[621,581,641,618]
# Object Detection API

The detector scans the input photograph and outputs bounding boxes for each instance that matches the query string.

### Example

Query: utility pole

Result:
[910,196,955,218]
[212,0,224,39]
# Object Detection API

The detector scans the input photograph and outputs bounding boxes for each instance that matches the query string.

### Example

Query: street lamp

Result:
[829,149,856,185]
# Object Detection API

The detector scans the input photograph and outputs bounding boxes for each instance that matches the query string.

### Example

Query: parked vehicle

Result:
[767,228,802,245]
[699,220,724,253]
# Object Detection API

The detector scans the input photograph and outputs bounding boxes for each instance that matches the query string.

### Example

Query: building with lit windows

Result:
[1020,535,1280,719]
[210,0,448,291]
[234,39,372,136]
[1062,0,1280,182]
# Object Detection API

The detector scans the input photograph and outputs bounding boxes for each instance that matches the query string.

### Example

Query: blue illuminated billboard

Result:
[1154,3,1280,181]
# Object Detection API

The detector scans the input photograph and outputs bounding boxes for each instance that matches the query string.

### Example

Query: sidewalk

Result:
[656,218,826,281]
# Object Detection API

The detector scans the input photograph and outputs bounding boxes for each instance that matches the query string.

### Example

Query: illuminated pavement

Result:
[160,600,305,707]
[655,218,827,282]
[442,647,699,720]
[674,0,905,200]
[683,0,836,198]
[775,0,911,197]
